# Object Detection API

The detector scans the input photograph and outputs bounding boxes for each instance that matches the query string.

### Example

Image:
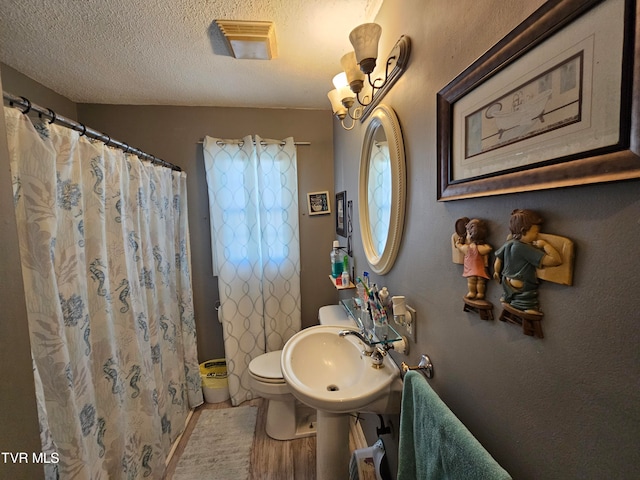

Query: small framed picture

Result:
[335,191,346,236]
[307,191,331,216]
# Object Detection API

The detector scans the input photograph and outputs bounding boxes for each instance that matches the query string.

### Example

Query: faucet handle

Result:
[361,342,375,355]
[371,348,385,368]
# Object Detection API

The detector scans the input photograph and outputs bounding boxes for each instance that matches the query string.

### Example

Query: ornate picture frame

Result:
[437,0,640,201]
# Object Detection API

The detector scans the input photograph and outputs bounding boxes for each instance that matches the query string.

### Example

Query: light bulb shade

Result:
[340,51,365,93]
[341,52,365,83]
[332,72,349,90]
[349,23,382,71]
[328,89,347,117]
[332,72,355,106]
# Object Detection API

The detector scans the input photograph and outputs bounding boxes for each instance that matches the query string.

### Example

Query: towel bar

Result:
[401,354,433,379]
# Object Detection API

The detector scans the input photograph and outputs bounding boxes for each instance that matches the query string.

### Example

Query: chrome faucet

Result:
[339,329,393,367]
[338,329,372,345]
[338,329,375,353]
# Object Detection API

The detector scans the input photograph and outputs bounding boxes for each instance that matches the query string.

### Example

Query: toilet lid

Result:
[249,350,283,380]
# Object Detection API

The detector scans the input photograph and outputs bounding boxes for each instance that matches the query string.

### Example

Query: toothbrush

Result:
[357,276,372,297]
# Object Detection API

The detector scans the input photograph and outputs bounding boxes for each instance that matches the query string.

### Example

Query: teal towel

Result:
[398,371,512,480]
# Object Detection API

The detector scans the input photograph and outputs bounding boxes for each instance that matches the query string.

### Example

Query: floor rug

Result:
[172,406,258,480]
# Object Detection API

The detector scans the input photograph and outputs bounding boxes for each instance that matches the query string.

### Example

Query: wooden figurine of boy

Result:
[493,209,561,314]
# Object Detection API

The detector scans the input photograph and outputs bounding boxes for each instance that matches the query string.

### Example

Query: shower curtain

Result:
[203,135,301,406]
[4,107,203,480]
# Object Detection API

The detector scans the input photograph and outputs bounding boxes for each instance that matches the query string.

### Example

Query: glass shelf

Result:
[340,297,402,345]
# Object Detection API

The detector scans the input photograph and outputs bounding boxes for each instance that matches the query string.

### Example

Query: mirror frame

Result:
[358,104,406,275]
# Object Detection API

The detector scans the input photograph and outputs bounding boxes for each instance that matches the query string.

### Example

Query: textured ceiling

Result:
[0,0,383,109]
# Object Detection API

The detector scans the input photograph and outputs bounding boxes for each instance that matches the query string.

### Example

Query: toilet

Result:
[248,305,355,440]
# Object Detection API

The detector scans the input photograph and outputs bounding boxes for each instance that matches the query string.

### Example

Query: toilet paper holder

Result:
[401,354,434,379]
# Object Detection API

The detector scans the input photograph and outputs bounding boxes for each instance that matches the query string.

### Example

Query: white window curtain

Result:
[203,135,301,406]
[5,107,202,480]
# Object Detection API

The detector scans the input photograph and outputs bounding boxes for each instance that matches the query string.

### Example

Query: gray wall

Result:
[334,1,640,479]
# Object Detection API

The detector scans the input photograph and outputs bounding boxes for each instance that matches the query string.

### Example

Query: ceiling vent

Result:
[215,20,277,60]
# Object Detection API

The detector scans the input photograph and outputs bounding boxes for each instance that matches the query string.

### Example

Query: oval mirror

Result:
[358,104,406,274]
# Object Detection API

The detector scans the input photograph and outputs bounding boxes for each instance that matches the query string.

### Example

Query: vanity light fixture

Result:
[328,24,411,130]
[327,72,363,131]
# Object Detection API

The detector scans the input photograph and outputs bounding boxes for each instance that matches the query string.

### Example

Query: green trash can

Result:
[199,358,230,403]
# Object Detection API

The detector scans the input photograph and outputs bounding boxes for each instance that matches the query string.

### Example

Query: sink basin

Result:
[281,325,402,414]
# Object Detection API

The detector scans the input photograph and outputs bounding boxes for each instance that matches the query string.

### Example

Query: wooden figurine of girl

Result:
[454,218,492,300]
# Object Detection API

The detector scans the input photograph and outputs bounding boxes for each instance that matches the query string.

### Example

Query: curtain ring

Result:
[37,109,53,123]
[46,108,56,124]
[78,123,87,136]
[18,97,31,114]
[104,135,111,146]
[123,143,130,153]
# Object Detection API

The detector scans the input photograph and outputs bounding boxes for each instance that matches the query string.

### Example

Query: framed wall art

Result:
[437,0,640,200]
[336,191,347,236]
[307,191,331,215]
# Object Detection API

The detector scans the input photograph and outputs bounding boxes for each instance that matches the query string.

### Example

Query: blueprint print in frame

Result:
[437,0,640,200]
[465,52,583,160]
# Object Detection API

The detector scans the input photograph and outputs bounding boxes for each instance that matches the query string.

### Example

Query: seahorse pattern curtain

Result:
[4,107,203,480]
[203,135,301,406]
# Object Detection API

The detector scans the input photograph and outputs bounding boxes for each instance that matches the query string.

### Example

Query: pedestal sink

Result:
[281,325,402,480]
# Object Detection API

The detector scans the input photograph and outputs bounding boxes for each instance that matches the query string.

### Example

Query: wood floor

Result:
[164,398,372,480]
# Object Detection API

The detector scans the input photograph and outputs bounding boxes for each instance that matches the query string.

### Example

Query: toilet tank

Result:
[318,305,356,327]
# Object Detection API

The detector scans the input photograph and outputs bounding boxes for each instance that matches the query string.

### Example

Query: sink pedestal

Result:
[316,410,350,480]
[280,325,402,479]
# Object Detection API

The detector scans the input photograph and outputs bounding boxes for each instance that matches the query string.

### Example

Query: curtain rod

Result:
[3,91,181,172]
[198,138,311,146]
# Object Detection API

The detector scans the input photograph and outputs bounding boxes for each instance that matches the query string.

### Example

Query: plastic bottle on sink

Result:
[331,241,343,278]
